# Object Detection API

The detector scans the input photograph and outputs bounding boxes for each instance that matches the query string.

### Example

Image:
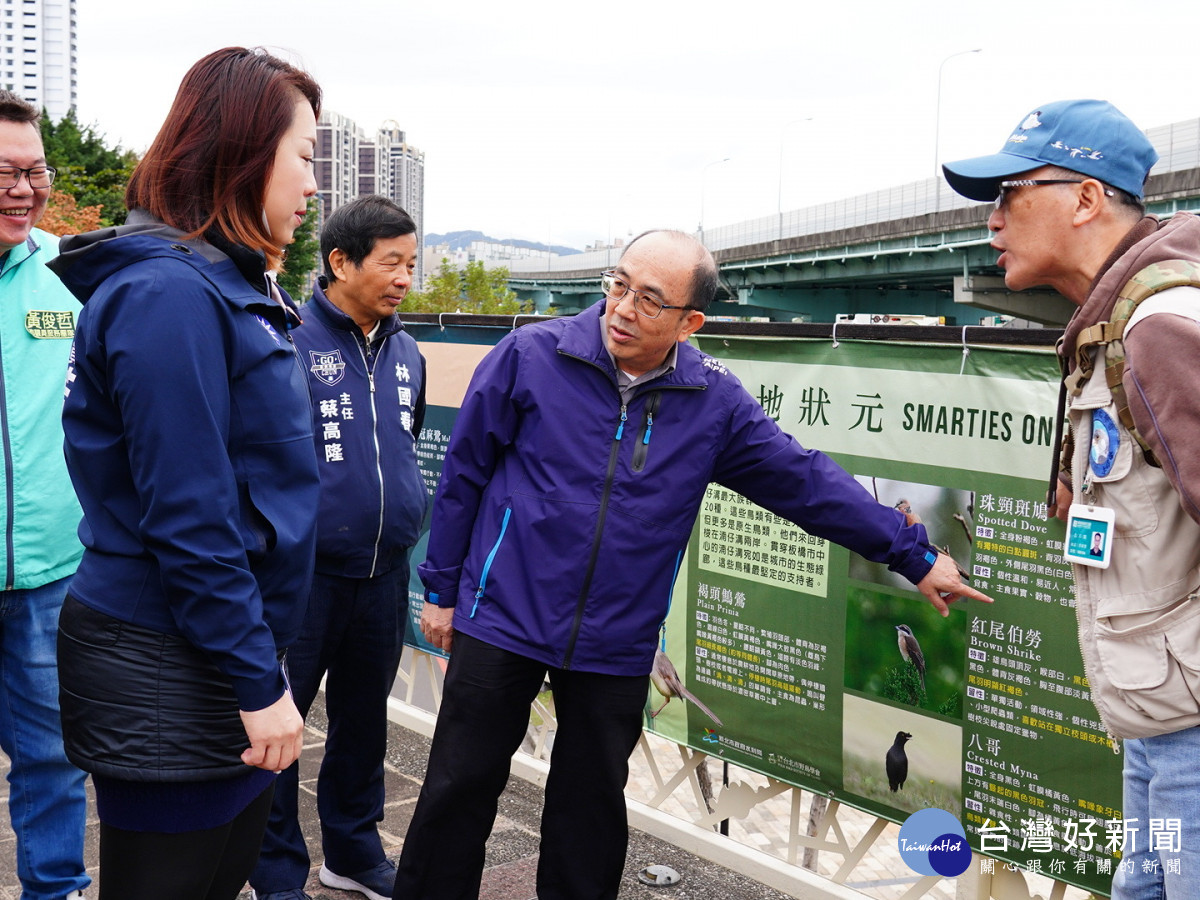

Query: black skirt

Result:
[57,594,257,782]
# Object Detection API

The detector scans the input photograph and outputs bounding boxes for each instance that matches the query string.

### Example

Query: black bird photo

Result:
[886,731,912,792]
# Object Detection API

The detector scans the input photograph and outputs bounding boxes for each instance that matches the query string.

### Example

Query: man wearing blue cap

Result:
[945,99,1200,900]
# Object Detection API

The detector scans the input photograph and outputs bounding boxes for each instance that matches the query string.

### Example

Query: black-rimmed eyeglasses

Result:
[600,271,697,319]
[0,166,57,190]
[993,179,1114,212]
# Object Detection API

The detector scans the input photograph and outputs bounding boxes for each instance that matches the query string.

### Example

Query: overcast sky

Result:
[76,0,1200,249]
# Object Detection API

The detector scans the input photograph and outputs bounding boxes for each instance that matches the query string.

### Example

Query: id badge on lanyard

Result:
[1063,503,1114,568]
[1063,410,1118,568]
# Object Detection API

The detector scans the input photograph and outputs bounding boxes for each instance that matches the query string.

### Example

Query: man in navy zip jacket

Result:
[395,229,989,900]
[252,196,427,900]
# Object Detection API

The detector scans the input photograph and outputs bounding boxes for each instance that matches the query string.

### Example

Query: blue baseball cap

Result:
[942,99,1158,202]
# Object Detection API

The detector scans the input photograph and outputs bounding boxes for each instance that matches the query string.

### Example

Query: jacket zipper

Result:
[471,506,512,617]
[658,550,684,639]
[356,336,386,578]
[0,353,12,589]
[552,350,705,669]
[0,246,25,587]
[1065,402,1120,756]
[561,410,626,668]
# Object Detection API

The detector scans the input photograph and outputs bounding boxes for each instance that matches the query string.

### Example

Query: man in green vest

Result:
[0,90,89,900]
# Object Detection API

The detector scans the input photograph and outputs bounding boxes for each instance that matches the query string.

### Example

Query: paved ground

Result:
[0,693,796,900]
[1,685,1096,900]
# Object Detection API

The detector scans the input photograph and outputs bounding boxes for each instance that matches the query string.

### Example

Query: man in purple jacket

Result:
[394,229,986,900]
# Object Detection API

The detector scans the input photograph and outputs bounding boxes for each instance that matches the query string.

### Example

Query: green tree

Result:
[40,110,137,227]
[404,259,532,315]
[882,663,925,708]
[279,198,320,300]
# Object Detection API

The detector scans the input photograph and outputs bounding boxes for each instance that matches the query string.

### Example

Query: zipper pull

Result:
[368,372,376,393]
[470,587,482,618]
[643,412,653,445]
[615,405,627,440]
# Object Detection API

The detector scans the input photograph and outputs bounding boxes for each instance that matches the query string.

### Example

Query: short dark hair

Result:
[1041,165,1145,218]
[320,195,417,279]
[125,47,322,269]
[0,90,39,126]
[622,229,718,311]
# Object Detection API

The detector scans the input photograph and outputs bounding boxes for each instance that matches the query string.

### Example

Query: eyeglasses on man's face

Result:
[600,271,697,319]
[0,165,57,190]
[993,178,1114,212]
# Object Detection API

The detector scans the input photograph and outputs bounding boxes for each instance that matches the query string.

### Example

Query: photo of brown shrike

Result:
[895,624,925,691]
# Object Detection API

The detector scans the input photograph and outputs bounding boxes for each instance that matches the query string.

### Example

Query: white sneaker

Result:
[319,859,396,900]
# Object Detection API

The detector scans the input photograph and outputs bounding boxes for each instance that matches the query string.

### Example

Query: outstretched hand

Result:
[916,551,993,616]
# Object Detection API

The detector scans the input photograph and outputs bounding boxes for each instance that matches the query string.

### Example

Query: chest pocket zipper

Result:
[632,391,662,472]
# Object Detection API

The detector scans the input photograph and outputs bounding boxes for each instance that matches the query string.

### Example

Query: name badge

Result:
[25,309,76,339]
[1063,503,1115,569]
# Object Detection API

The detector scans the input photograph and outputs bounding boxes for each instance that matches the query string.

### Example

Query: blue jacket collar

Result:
[49,211,292,323]
[305,279,405,341]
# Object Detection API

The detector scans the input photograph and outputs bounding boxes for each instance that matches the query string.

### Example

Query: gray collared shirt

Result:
[599,313,678,404]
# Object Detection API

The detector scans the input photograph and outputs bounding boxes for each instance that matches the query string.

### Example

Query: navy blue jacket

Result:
[418,300,938,676]
[50,214,320,712]
[295,281,428,577]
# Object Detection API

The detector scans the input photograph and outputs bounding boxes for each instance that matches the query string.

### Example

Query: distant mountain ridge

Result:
[425,230,580,256]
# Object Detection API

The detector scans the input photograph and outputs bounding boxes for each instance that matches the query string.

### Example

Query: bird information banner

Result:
[405,322,1124,896]
[646,333,1123,896]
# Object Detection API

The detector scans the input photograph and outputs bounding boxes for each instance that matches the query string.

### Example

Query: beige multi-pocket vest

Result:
[1067,286,1200,740]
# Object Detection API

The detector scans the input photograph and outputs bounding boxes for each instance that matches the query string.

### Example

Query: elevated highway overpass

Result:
[504,117,1200,327]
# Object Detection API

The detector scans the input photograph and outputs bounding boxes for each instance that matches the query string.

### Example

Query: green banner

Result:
[650,334,1121,895]
[406,323,1123,895]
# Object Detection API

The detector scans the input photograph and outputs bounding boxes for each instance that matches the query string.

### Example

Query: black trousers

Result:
[97,781,275,900]
[253,565,409,892]
[394,633,648,900]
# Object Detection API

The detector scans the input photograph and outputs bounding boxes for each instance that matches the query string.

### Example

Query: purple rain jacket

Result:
[418,300,937,676]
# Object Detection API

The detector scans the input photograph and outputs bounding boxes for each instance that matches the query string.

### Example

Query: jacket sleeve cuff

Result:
[234,666,289,713]
[418,560,462,607]
[427,591,457,609]
[888,522,938,585]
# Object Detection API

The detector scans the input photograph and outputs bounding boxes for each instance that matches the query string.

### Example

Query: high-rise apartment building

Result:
[317,109,426,287]
[1,0,76,120]
[377,121,425,229]
[315,109,361,220]
[372,122,425,287]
